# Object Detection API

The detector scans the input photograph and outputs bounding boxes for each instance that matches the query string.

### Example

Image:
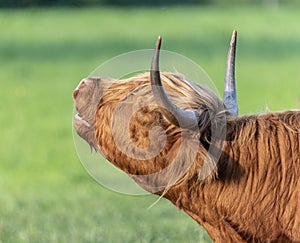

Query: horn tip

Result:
[156,36,162,50]
[230,30,237,47]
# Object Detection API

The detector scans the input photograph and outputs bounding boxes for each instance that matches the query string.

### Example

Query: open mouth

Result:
[74,113,91,128]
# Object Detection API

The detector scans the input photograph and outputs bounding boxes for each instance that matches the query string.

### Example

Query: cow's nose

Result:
[73,89,79,100]
[73,79,87,100]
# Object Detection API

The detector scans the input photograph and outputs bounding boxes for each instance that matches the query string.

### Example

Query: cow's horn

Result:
[150,36,199,130]
[223,30,238,116]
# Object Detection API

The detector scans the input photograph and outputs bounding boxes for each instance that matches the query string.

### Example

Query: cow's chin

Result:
[74,113,97,149]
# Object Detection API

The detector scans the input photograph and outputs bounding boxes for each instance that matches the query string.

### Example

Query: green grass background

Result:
[1,5,300,242]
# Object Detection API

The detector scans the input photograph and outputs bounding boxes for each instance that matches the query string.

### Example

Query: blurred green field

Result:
[1,5,300,243]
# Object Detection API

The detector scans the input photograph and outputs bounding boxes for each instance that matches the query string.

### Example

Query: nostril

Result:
[78,80,86,89]
[74,78,89,100]
[73,79,87,100]
[73,89,79,99]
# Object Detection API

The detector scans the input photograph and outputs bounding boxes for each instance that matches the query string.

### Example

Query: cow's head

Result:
[73,31,238,192]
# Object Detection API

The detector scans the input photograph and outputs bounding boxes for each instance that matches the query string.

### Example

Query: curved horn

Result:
[223,30,238,116]
[150,36,199,130]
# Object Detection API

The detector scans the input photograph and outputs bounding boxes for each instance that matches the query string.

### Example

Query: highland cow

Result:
[73,31,300,242]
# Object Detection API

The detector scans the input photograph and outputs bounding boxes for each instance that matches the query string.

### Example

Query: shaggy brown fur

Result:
[74,72,300,242]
